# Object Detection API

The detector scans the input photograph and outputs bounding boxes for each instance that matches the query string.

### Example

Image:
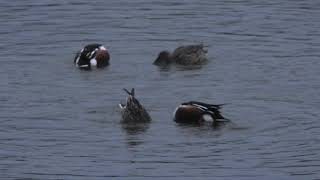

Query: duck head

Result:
[74,44,110,69]
[153,51,171,66]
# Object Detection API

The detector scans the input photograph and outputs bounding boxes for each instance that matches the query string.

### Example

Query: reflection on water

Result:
[121,122,150,136]
[122,122,150,148]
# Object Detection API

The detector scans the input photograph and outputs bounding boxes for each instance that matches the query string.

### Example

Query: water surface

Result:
[1,0,320,179]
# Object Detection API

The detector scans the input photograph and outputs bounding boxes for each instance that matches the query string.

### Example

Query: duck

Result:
[153,44,208,66]
[173,101,228,125]
[119,88,152,123]
[74,44,110,69]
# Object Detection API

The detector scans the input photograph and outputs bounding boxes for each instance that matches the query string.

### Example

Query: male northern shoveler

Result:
[74,44,110,70]
[173,101,228,125]
[153,44,208,66]
[119,88,151,123]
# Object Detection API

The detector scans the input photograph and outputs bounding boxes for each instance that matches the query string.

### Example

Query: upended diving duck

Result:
[153,44,208,66]
[173,101,229,126]
[119,88,152,123]
[74,44,110,70]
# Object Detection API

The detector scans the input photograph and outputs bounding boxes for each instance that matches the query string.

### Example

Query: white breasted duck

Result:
[173,101,228,126]
[119,88,152,123]
[74,44,110,70]
[153,44,208,66]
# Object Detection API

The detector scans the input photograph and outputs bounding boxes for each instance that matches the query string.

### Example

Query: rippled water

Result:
[1,0,320,179]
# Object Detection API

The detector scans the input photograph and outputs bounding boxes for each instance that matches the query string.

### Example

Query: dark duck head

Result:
[173,101,229,126]
[119,88,151,123]
[153,44,208,66]
[74,44,110,70]
[153,51,171,66]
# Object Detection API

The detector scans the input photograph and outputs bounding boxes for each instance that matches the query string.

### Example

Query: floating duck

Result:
[153,44,208,66]
[119,88,151,123]
[173,101,228,125]
[74,44,110,69]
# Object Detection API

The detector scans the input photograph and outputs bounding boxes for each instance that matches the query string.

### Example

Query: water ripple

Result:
[1,0,320,179]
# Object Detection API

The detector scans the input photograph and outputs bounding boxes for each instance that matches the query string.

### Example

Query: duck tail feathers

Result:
[123,88,135,96]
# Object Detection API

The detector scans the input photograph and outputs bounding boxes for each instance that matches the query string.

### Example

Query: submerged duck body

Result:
[74,44,110,70]
[173,101,227,125]
[153,44,208,66]
[119,88,151,123]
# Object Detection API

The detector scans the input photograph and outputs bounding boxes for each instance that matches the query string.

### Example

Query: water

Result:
[1,0,320,179]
